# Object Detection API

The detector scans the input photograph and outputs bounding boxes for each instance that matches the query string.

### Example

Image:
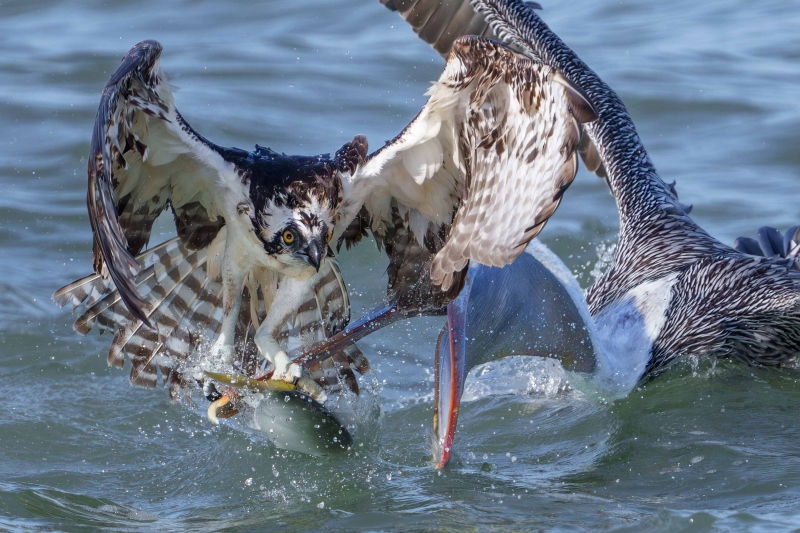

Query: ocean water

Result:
[2,0,800,531]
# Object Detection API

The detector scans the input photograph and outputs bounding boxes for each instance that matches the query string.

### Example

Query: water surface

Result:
[2,0,800,531]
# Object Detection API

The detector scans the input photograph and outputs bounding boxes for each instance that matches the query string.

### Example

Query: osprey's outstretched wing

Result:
[88,40,237,323]
[381,0,609,186]
[340,36,596,290]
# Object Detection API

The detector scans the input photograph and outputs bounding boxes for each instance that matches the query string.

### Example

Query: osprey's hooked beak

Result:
[296,237,324,272]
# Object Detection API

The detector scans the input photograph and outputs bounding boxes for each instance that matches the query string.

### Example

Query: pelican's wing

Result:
[342,36,596,289]
[88,40,237,323]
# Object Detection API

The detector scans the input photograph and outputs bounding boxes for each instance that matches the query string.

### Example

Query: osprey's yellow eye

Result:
[282,230,295,245]
[326,229,333,242]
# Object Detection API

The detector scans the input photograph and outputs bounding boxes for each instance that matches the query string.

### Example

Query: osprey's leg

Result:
[253,322,326,402]
[209,260,247,364]
[254,274,327,402]
[253,324,298,383]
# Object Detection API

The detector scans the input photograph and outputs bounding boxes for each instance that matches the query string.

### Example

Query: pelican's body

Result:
[314,0,800,467]
[463,0,800,368]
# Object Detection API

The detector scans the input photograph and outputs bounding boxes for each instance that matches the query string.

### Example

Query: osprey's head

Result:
[257,186,335,271]
[244,137,366,271]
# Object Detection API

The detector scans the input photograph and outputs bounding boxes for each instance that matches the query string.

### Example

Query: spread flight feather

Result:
[339,35,596,293]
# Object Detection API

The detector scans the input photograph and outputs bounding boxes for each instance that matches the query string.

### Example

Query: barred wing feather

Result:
[53,238,364,397]
[381,0,609,187]
[88,40,235,323]
[345,36,596,289]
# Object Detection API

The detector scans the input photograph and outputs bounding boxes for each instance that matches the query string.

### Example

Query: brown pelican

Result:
[299,0,800,467]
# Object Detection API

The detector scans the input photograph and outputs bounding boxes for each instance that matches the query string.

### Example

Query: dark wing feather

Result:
[88,40,235,324]
[381,0,610,185]
[341,36,596,291]
[381,0,545,59]
[378,205,465,312]
[734,225,800,270]
[382,0,496,56]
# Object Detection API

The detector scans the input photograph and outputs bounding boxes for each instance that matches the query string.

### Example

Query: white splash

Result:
[461,356,574,402]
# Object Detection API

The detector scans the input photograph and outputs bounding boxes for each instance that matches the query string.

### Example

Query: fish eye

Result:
[282,230,295,245]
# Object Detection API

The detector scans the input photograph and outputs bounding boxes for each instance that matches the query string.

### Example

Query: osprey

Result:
[55,29,596,401]
[288,28,599,371]
[54,40,367,400]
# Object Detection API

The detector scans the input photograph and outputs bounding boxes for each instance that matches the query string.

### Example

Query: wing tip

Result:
[123,40,164,66]
[106,40,164,89]
[734,225,800,265]
[52,286,75,308]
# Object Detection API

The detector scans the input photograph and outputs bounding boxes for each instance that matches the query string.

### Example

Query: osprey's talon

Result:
[271,352,302,383]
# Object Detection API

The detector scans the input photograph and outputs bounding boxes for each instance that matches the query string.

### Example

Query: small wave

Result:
[0,482,158,529]
[0,282,56,327]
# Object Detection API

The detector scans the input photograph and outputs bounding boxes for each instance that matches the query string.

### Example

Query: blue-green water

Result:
[2,0,800,531]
